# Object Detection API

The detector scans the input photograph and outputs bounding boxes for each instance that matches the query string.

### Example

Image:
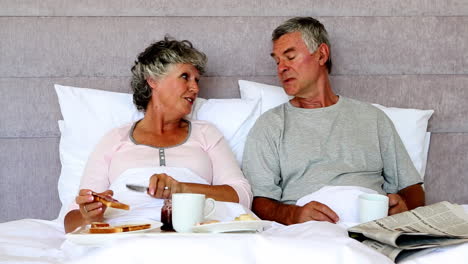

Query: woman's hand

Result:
[75,189,113,223]
[148,173,183,199]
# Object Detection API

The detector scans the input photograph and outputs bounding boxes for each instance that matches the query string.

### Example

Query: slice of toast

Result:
[88,223,151,234]
[92,192,130,210]
[89,226,124,233]
[117,223,151,232]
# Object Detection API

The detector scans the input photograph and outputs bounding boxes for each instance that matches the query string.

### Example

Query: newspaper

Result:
[348,201,468,262]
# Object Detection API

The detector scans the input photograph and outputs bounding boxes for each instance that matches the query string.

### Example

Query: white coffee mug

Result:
[172,193,216,233]
[358,193,389,223]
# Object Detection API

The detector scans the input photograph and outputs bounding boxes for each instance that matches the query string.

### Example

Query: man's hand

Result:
[294,201,339,224]
[387,183,425,215]
[387,193,408,215]
[252,197,339,225]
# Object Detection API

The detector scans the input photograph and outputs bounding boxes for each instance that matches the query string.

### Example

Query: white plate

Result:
[66,220,162,245]
[191,220,272,233]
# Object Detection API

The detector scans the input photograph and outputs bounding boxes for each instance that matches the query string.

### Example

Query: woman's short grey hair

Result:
[130,36,207,111]
[272,17,332,73]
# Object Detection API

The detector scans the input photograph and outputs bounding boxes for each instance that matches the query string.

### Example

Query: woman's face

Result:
[148,63,200,118]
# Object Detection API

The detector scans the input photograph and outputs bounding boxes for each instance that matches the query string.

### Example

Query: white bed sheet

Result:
[64,221,392,264]
[1,215,468,264]
[0,218,65,264]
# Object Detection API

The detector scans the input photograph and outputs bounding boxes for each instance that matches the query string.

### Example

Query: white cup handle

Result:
[204,198,216,219]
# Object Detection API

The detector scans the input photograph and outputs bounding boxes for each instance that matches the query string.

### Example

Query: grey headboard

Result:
[1,1,468,222]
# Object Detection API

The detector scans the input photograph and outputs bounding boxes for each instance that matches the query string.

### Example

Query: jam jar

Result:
[160,199,174,231]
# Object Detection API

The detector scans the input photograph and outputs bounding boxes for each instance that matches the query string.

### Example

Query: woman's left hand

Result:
[148,173,183,199]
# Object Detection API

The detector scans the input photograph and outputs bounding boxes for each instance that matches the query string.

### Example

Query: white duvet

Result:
[2,217,468,264]
[1,182,468,264]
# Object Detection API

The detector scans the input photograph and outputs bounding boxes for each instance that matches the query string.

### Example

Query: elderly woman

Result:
[64,37,252,233]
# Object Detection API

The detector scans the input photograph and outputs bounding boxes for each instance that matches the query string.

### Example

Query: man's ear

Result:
[317,43,330,66]
[147,77,158,90]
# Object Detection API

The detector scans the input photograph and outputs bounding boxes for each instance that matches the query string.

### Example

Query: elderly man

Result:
[242,17,425,225]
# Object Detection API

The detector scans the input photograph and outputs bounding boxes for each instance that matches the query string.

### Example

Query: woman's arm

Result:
[181,183,238,202]
[64,209,86,233]
[202,124,253,207]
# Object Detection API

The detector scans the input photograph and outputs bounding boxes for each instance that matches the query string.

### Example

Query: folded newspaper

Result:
[348,201,468,262]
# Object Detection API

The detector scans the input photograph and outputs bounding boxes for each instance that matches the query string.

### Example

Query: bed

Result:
[1,1,468,263]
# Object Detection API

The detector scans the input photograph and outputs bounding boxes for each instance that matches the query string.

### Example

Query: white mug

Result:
[358,193,389,223]
[172,193,216,233]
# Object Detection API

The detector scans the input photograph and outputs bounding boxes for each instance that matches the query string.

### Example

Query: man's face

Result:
[271,32,319,97]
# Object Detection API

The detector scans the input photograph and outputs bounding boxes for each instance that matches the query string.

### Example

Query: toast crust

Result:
[91,222,110,228]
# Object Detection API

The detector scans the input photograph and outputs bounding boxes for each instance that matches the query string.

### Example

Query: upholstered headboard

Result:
[1,1,467,222]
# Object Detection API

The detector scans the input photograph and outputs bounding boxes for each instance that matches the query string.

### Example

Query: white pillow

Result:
[239,80,293,114]
[238,80,433,179]
[54,84,259,221]
[197,99,260,164]
[421,132,431,180]
[55,85,145,220]
[372,104,434,179]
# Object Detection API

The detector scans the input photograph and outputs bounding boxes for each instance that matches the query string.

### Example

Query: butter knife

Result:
[126,184,148,193]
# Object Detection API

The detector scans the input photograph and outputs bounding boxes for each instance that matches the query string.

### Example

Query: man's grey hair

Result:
[272,17,332,73]
[130,36,207,111]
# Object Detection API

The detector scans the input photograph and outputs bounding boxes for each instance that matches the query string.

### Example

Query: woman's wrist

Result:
[178,182,189,194]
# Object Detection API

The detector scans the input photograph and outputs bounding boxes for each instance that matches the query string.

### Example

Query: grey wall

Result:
[1,0,467,222]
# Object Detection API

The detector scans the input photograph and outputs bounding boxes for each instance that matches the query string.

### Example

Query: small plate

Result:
[191,220,272,233]
[66,220,162,245]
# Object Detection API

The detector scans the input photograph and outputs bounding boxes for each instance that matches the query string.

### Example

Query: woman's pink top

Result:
[77,120,252,208]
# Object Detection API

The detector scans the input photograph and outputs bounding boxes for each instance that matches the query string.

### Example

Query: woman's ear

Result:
[147,77,158,90]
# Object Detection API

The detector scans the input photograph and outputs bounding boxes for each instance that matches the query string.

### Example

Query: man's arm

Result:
[252,197,339,225]
[398,183,425,209]
[388,183,425,215]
